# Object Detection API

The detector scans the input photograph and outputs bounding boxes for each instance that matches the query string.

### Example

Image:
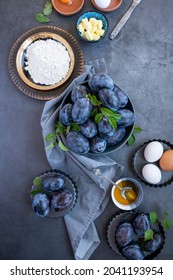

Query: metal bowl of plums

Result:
[57,73,135,155]
[30,170,78,218]
[107,211,165,260]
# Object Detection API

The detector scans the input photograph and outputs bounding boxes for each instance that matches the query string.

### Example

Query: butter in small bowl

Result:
[76,11,108,42]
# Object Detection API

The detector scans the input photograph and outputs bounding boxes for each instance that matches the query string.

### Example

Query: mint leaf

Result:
[90,95,102,106]
[127,134,135,146]
[46,142,55,150]
[149,211,158,224]
[163,211,168,217]
[91,108,99,118]
[95,113,103,123]
[101,107,115,116]
[55,121,65,134]
[30,189,43,196]
[58,140,69,152]
[108,116,117,130]
[101,107,121,121]
[35,13,51,23]
[144,229,154,241]
[133,126,143,134]
[70,122,80,132]
[45,133,56,142]
[162,218,172,230]
[43,1,53,16]
[33,177,43,188]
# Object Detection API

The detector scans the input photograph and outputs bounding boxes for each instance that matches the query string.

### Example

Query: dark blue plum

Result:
[122,244,144,260]
[106,127,126,146]
[90,136,107,153]
[133,213,151,238]
[88,73,114,92]
[66,131,90,154]
[43,174,65,192]
[99,88,121,111]
[115,222,135,247]
[59,103,73,125]
[80,119,98,138]
[144,233,164,253]
[51,189,72,211]
[32,193,50,217]
[98,117,115,139]
[72,98,93,124]
[117,109,135,127]
[71,85,90,103]
[114,86,128,108]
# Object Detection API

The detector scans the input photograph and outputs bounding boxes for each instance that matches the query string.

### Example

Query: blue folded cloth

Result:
[40,58,124,260]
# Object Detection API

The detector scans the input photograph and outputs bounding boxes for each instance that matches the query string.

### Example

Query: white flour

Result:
[25,39,71,85]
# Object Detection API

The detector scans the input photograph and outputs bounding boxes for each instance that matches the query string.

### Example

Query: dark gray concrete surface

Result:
[0,0,173,260]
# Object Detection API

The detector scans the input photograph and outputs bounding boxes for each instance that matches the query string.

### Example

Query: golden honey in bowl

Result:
[113,180,138,205]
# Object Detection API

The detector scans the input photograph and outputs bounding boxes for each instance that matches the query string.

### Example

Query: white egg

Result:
[142,164,161,184]
[94,0,111,9]
[144,141,163,162]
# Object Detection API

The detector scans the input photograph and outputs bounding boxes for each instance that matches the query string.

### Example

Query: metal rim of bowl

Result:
[111,177,143,210]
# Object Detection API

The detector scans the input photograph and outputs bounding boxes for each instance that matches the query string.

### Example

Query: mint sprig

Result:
[35,1,53,23]
[127,125,143,146]
[149,210,172,230]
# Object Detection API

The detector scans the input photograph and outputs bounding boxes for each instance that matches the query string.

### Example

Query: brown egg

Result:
[159,150,173,171]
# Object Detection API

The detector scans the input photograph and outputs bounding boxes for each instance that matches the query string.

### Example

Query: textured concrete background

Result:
[0,0,173,260]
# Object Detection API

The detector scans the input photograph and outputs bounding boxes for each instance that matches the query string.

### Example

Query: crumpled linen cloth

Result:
[40,58,124,260]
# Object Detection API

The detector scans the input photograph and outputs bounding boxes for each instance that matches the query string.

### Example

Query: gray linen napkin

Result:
[40,59,124,260]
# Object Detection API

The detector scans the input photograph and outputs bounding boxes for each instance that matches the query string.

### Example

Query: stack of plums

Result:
[59,73,135,154]
[115,213,164,260]
[31,172,75,217]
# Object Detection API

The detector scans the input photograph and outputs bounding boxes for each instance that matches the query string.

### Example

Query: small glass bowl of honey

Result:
[111,177,143,210]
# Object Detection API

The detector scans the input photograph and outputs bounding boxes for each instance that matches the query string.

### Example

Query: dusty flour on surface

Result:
[25,39,71,85]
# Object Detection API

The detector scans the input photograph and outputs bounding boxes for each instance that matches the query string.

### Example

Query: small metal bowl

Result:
[111,177,143,211]
[76,11,108,42]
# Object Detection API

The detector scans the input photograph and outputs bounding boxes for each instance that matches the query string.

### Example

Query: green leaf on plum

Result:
[43,1,53,16]
[33,177,43,188]
[95,113,103,123]
[149,211,158,224]
[108,116,117,130]
[30,189,43,196]
[127,134,135,146]
[91,108,99,118]
[70,122,80,132]
[58,140,69,152]
[101,107,121,121]
[90,95,102,106]
[144,229,154,241]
